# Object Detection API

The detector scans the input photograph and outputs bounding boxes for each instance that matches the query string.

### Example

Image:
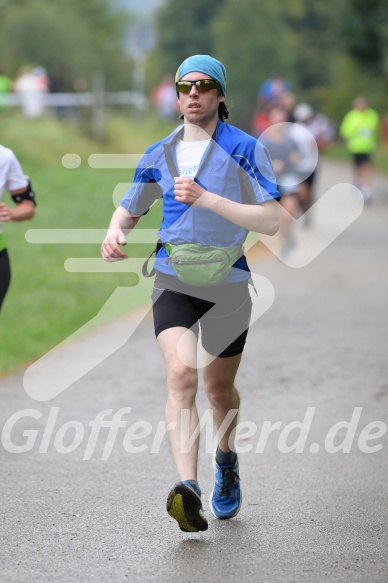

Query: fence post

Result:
[92,72,105,141]
[132,58,146,118]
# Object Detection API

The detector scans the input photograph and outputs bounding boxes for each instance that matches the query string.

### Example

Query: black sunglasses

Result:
[175,79,221,94]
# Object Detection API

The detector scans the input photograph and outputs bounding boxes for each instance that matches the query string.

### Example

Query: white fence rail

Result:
[0,91,148,109]
[0,90,149,139]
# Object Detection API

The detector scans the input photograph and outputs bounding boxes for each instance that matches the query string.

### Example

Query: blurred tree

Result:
[0,0,132,89]
[145,0,388,129]
[146,0,225,92]
[342,0,388,74]
[213,0,293,129]
[283,0,341,92]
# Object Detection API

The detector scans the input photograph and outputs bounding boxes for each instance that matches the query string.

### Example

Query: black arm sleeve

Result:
[11,180,37,207]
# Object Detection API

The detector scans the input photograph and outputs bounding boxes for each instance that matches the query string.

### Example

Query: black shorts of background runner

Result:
[303,169,317,187]
[0,249,11,310]
[353,153,371,167]
[152,272,252,358]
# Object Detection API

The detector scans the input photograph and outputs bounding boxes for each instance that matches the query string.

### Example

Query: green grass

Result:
[0,110,176,375]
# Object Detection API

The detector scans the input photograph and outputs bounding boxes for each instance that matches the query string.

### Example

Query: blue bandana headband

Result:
[175,55,227,97]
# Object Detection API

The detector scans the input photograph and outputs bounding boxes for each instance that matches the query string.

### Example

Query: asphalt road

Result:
[1,160,387,583]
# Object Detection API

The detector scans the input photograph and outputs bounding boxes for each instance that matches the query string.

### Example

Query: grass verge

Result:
[0,110,176,375]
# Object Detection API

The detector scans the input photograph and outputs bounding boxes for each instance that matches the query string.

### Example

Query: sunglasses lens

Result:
[197,80,218,92]
[176,82,192,93]
[176,80,219,93]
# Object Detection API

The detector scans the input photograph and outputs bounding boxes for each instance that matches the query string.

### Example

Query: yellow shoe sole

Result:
[167,482,208,532]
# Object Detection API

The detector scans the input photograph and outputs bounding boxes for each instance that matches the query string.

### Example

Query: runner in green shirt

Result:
[339,97,380,203]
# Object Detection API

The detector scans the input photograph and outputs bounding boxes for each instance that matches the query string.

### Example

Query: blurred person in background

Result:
[251,102,271,138]
[13,66,48,119]
[339,97,380,203]
[0,145,36,311]
[33,66,49,92]
[291,103,334,224]
[253,74,293,138]
[151,74,179,120]
[278,91,296,123]
[260,105,301,256]
[258,72,291,107]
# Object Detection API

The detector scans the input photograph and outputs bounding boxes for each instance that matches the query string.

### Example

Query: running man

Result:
[101,55,280,532]
[339,96,380,203]
[259,105,300,256]
[0,145,36,311]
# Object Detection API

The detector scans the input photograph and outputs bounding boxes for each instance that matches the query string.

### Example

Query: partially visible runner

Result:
[101,55,280,533]
[339,96,380,203]
[260,105,300,256]
[258,73,291,107]
[0,145,36,311]
[291,103,333,225]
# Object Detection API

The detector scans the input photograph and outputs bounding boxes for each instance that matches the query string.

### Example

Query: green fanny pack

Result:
[164,242,242,286]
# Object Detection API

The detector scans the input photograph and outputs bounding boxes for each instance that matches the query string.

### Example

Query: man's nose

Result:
[189,84,199,97]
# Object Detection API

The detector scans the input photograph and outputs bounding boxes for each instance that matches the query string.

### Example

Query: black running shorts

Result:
[353,153,371,167]
[151,272,252,358]
[0,248,11,311]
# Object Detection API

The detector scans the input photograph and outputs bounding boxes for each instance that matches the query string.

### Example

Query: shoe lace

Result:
[218,465,239,497]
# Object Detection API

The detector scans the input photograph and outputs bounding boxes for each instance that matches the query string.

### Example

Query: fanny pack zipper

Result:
[166,257,223,266]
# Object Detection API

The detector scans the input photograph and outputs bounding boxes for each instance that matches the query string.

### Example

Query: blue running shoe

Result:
[209,455,241,519]
[167,481,208,532]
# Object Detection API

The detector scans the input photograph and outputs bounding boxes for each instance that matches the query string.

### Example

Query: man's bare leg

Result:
[203,351,243,519]
[157,326,208,532]
[157,326,199,480]
[202,352,242,451]
[357,161,373,201]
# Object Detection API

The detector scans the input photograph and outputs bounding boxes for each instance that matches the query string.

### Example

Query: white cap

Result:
[294,103,314,121]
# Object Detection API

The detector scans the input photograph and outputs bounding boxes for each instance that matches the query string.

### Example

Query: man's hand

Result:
[174,177,280,234]
[0,203,13,222]
[173,177,207,206]
[101,229,128,262]
[101,208,140,262]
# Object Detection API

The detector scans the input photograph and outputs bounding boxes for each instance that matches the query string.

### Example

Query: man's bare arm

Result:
[101,207,140,262]
[173,177,280,235]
